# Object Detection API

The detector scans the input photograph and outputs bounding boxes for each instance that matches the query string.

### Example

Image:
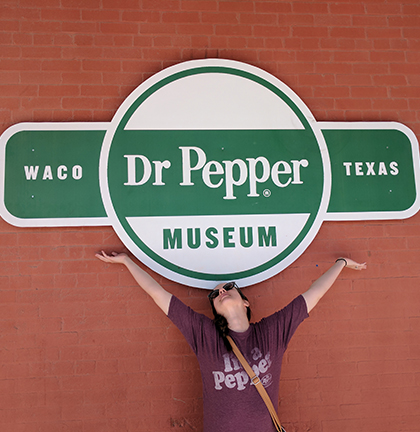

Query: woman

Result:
[96,251,366,432]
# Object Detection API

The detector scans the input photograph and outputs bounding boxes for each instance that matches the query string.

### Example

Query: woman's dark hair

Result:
[209,286,251,352]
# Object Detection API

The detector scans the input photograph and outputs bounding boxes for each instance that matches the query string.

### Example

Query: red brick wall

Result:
[1,1,419,431]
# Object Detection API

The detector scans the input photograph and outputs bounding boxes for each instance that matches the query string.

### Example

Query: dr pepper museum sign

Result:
[1,59,419,288]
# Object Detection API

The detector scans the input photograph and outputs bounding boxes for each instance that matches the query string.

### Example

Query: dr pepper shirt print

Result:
[168,295,309,432]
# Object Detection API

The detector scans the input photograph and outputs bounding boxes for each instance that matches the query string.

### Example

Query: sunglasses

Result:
[208,282,238,300]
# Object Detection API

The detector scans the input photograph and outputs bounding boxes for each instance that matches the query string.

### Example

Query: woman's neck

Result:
[227,311,250,333]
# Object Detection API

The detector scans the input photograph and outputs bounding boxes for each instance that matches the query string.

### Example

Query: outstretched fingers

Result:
[344,258,367,271]
[95,250,127,264]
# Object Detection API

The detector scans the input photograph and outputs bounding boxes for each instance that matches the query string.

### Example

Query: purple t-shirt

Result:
[168,295,308,432]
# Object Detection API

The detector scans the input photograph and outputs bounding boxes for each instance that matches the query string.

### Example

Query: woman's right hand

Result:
[95,250,129,265]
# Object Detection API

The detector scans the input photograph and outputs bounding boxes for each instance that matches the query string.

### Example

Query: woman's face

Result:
[211,282,249,317]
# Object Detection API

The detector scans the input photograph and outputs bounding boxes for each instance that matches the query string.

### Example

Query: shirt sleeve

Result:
[259,294,309,350]
[167,295,215,355]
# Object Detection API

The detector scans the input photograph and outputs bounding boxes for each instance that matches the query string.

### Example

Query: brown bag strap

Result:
[226,335,284,432]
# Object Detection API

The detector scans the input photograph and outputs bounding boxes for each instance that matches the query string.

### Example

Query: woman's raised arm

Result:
[302,257,367,313]
[96,251,173,315]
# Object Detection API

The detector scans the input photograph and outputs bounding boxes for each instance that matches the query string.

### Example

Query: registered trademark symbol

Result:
[263,189,271,197]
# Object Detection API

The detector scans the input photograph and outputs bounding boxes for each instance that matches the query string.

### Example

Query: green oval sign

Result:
[100,59,331,288]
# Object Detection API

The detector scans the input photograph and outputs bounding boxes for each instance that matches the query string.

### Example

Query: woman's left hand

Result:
[340,257,367,271]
